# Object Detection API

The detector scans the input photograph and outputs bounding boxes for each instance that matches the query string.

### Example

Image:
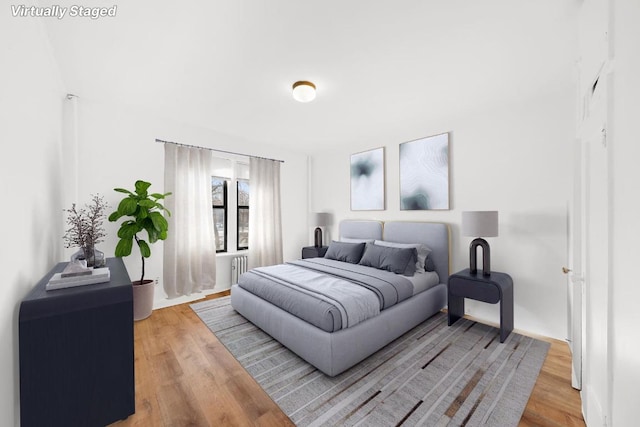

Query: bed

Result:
[230,220,450,377]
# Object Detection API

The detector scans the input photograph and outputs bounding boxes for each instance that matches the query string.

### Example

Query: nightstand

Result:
[302,246,328,259]
[448,268,514,343]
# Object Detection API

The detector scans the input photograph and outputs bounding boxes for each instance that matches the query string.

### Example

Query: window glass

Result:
[238,179,249,206]
[237,179,249,250]
[212,176,228,252]
[213,209,226,251]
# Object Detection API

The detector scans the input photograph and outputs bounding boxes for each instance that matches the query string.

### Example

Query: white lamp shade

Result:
[312,212,331,227]
[292,81,316,102]
[462,211,498,237]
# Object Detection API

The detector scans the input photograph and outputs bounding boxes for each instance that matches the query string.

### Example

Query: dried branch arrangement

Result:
[63,194,108,249]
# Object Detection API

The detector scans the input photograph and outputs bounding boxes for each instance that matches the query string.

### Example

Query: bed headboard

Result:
[383,222,450,282]
[339,220,383,241]
[338,220,450,282]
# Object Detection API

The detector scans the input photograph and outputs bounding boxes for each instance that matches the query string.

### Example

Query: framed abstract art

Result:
[350,147,385,211]
[399,133,450,210]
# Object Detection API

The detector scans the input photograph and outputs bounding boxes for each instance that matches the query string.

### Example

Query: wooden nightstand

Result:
[302,246,328,259]
[448,268,514,343]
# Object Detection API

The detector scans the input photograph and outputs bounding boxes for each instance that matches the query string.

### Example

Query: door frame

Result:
[567,137,584,390]
[570,64,612,426]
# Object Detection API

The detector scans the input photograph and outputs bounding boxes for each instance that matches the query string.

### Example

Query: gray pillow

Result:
[358,243,417,276]
[373,240,431,274]
[424,255,436,272]
[324,241,366,264]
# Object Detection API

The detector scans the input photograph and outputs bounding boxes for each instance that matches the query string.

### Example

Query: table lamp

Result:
[312,212,331,247]
[462,211,498,276]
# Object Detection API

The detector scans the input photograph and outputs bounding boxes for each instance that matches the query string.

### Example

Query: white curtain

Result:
[248,157,283,269]
[164,143,217,297]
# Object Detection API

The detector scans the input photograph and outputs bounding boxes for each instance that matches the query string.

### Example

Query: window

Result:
[211,159,248,253]
[237,179,249,250]
[211,176,227,252]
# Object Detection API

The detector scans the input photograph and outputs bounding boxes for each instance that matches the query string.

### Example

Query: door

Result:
[571,71,610,426]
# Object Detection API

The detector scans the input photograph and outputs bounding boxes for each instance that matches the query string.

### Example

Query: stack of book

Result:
[46,262,111,291]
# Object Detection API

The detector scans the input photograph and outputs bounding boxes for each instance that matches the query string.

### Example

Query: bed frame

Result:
[230,220,450,377]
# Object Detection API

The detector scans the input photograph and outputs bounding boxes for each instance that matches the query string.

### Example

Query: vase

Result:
[71,246,106,268]
[132,279,155,321]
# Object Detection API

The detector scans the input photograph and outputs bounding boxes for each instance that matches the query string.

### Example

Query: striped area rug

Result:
[191,296,549,426]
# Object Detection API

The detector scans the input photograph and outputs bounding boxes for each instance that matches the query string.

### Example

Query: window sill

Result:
[216,251,248,258]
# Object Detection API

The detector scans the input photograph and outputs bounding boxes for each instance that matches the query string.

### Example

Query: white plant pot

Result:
[132,280,154,321]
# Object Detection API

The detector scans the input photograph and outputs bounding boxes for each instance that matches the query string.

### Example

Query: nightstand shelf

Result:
[302,246,328,259]
[448,268,514,343]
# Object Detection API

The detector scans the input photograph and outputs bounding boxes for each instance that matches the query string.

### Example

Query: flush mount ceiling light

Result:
[292,81,316,103]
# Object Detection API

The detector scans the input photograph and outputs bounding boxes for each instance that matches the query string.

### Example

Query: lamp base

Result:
[469,238,491,276]
[314,227,323,247]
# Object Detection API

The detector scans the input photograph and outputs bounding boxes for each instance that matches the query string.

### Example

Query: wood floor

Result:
[111,291,585,427]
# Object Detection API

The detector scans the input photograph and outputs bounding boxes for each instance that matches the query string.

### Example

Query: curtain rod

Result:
[156,139,284,163]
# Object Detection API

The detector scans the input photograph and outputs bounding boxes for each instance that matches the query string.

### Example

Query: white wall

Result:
[309,1,577,342]
[610,0,640,425]
[0,14,66,427]
[311,83,575,340]
[73,98,309,307]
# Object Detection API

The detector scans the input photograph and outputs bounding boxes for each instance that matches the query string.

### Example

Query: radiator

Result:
[231,255,248,284]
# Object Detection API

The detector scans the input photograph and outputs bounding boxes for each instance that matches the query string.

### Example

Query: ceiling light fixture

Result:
[292,81,316,103]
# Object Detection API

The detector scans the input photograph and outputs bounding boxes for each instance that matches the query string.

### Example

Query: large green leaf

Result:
[149,211,168,232]
[143,221,159,243]
[138,240,151,257]
[114,188,134,196]
[138,199,155,209]
[151,192,172,199]
[117,222,139,239]
[108,211,122,222]
[117,197,138,216]
[135,180,151,196]
[115,238,133,257]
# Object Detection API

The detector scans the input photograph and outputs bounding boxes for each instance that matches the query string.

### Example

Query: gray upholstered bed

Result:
[230,220,450,376]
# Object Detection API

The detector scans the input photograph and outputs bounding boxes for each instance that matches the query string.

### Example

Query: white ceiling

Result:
[41,0,578,153]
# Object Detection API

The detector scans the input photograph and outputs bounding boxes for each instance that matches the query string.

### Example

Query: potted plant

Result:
[109,180,171,320]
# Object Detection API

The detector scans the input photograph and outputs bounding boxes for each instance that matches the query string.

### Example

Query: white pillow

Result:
[374,240,431,274]
[340,237,375,244]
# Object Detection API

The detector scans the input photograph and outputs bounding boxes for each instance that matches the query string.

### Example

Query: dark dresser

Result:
[19,257,135,426]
